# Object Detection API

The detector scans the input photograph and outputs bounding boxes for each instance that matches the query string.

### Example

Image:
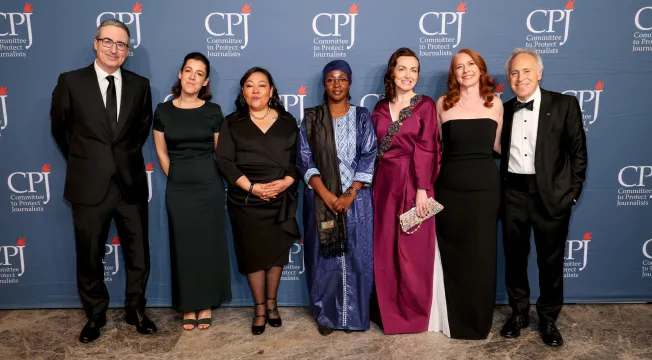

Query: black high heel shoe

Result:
[252,303,267,335]
[266,297,282,328]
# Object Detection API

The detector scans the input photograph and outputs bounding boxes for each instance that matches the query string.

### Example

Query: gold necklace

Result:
[250,107,270,120]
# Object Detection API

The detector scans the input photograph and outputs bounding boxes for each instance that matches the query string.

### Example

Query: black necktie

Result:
[106,75,118,134]
[514,100,534,112]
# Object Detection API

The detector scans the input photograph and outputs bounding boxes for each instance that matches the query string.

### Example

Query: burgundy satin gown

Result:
[372,94,441,334]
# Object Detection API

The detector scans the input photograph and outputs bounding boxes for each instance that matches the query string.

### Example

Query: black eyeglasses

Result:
[325,77,349,84]
[96,37,129,51]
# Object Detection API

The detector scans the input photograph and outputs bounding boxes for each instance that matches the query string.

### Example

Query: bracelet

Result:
[348,187,359,194]
[245,183,255,204]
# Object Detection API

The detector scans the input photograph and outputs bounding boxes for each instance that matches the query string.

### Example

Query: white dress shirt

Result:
[94,60,122,121]
[508,86,541,174]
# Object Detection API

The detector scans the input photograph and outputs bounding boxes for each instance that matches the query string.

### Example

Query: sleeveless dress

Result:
[434,118,500,339]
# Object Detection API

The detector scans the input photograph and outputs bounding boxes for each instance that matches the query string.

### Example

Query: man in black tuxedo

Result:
[50,19,156,343]
[499,49,587,346]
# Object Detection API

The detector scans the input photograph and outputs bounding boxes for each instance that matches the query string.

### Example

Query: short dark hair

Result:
[235,67,282,111]
[96,19,130,40]
[171,52,212,101]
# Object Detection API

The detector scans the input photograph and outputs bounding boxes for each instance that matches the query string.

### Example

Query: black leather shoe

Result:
[318,325,334,336]
[266,297,282,328]
[79,314,107,343]
[125,311,157,335]
[539,320,563,346]
[500,314,529,338]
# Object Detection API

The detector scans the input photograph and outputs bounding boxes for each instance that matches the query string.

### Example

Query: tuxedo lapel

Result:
[82,65,113,139]
[115,71,135,138]
[535,89,553,159]
[502,98,515,172]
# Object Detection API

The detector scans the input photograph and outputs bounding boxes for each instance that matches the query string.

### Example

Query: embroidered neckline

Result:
[378,94,423,157]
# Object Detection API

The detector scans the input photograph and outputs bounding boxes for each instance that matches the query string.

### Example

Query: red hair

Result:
[442,49,495,111]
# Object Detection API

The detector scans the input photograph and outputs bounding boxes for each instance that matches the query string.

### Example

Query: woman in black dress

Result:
[216,67,300,335]
[433,48,503,339]
[153,52,231,331]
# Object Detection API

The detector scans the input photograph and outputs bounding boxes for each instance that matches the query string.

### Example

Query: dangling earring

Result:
[268,98,272,107]
[240,96,246,107]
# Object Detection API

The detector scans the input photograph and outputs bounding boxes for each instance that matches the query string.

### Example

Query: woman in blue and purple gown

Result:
[297,60,378,336]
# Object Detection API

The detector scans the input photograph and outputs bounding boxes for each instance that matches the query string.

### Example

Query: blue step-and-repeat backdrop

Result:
[1,0,651,309]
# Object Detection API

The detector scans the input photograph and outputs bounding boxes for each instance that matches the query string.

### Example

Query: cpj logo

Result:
[7,164,51,213]
[145,162,154,202]
[0,2,33,58]
[280,86,307,124]
[642,239,652,278]
[96,2,143,56]
[0,85,7,135]
[525,0,575,54]
[633,6,652,52]
[562,80,604,132]
[282,239,305,281]
[418,1,466,57]
[617,166,652,207]
[0,237,26,284]
[564,231,591,277]
[205,4,251,57]
[494,84,505,100]
[103,236,121,282]
[359,93,383,109]
[312,4,358,58]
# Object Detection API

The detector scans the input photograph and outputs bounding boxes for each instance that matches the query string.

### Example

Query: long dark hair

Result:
[383,47,420,102]
[235,67,282,112]
[171,52,212,101]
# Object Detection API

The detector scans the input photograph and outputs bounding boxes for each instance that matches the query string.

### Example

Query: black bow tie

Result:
[514,100,534,112]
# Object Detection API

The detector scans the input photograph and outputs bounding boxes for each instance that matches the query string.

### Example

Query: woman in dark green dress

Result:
[153,52,231,331]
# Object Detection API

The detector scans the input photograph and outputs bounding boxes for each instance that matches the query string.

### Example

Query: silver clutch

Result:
[399,197,444,234]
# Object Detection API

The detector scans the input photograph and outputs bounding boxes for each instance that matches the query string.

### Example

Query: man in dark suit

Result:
[50,19,156,343]
[499,49,587,346]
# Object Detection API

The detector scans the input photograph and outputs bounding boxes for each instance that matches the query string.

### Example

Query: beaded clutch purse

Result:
[399,197,444,234]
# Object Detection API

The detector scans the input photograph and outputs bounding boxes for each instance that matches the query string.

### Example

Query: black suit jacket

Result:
[50,64,153,206]
[500,88,588,219]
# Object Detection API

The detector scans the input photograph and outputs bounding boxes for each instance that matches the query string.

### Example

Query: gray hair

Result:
[96,18,130,40]
[504,48,544,77]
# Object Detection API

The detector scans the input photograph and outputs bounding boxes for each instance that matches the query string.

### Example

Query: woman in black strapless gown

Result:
[431,49,503,340]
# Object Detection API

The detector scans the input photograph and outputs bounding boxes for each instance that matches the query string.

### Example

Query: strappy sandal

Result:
[252,302,267,335]
[182,318,197,331]
[197,317,212,330]
[266,297,282,328]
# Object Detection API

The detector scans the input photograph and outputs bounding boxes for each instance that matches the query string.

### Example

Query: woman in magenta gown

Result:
[372,48,441,334]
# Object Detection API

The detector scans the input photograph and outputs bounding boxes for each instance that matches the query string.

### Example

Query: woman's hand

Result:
[333,192,355,214]
[415,189,429,218]
[322,191,340,215]
[263,177,293,198]
[251,184,272,201]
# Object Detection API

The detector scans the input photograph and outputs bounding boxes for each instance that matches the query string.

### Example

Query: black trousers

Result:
[502,174,570,324]
[71,179,150,319]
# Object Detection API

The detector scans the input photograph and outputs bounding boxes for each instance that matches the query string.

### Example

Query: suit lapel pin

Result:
[546,113,551,116]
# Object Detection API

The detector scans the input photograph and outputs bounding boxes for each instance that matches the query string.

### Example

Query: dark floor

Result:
[0,304,650,359]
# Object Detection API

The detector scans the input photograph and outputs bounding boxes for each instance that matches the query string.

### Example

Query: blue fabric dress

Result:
[296,105,378,330]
